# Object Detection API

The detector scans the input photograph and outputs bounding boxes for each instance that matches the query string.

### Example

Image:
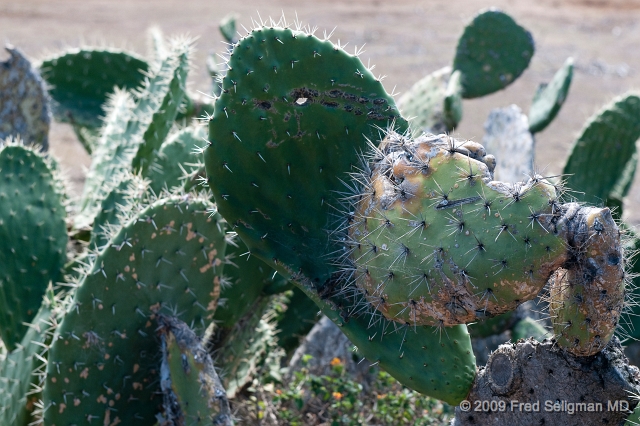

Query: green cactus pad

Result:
[511,317,547,342]
[89,174,149,251]
[77,41,191,229]
[453,9,534,99]
[39,48,149,130]
[0,47,51,150]
[550,207,624,356]
[219,13,239,44]
[275,286,320,355]
[146,125,206,195]
[213,296,275,398]
[0,143,67,350]
[529,57,573,134]
[206,25,406,289]
[43,196,228,425]
[399,67,462,136]
[213,242,284,330]
[132,40,191,175]
[350,132,566,326]
[159,316,232,426]
[0,292,58,426]
[563,92,640,209]
[468,311,514,338]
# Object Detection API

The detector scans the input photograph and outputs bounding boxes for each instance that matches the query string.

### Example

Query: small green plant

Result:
[234,355,453,425]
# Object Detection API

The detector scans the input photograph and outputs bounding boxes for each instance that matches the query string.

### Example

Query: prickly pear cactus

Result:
[38,48,149,132]
[204,22,477,405]
[76,40,191,229]
[43,195,228,424]
[146,125,206,195]
[529,57,573,134]
[159,315,233,426]
[563,92,640,210]
[0,46,51,150]
[348,131,565,326]
[549,206,625,356]
[0,291,60,426]
[453,9,534,99]
[206,23,406,286]
[399,67,463,136]
[0,141,67,350]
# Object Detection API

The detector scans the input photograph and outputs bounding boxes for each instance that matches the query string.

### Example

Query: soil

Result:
[2,0,640,215]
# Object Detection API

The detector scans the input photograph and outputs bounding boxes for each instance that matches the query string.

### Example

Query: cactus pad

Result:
[159,315,232,426]
[453,9,534,99]
[550,207,625,356]
[563,92,640,209]
[146,125,206,195]
[0,142,67,350]
[529,57,573,134]
[482,105,534,183]
[43,196,228,424]
[39,48,148,131]
[399,67,462,136]
[206,24,406,288]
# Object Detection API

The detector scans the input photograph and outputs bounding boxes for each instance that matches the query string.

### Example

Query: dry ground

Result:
[2,0,640,222]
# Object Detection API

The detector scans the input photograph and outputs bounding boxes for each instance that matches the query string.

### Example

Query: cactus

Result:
[211,296,277,398]
[0,46,51,151]
[511,316,547,342]
[529,57,573,134]
[0,290,60,426]
[146,124,206,195]
[0,141,67,350]
[39,47,149,150]
[42,195,229,424]
[453,9,534,99]
[349,131,565,326]
[399,67,463,135]
[563,92,640,211]
[219,13,239,44]
[76,39,191,229]
[482,105,534,183]
[204,23,480,404]
[159,315,233,426]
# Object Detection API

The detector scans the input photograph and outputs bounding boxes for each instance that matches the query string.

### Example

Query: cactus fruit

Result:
[0,141,67,350]
[529,57,573,134]
[43,195,229,424]
[399,67,463,136]
[159,315,233,426]
[0,46,51,151]
[549,206,625,356]
[563,92,640,212]
[348,131,564,326]
[39,48,149,133]
[453,9,534,99]
[482,105,534,183]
